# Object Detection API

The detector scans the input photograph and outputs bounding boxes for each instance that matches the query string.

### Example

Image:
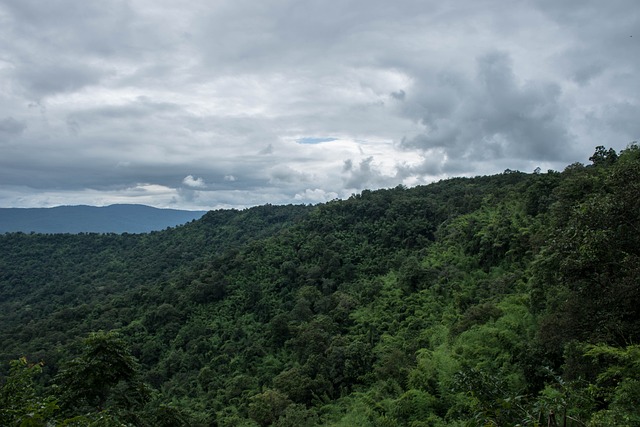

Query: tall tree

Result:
[55,331,151,421]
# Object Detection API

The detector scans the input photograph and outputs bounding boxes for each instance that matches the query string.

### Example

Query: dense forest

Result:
[1,144,639,426]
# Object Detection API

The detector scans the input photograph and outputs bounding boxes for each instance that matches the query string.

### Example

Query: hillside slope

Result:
[1,145,639,426]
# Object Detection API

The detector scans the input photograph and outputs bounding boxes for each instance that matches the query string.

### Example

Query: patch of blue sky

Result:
[296,137,338,144]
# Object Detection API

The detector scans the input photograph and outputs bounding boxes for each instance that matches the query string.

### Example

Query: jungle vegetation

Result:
[1,144,639,426]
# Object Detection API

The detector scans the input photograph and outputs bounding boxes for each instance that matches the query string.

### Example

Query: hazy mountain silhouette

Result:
[0,204,208,234]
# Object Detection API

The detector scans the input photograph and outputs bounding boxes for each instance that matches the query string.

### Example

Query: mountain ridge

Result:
[0,204,208,234]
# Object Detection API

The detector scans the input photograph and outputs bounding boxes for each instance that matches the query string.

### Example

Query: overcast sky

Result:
[0,0,638,209]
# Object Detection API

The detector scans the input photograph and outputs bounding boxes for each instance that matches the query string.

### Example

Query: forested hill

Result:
[1,145,639,426]
[0,204,207,234]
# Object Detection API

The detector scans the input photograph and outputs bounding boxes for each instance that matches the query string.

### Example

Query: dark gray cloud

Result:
[15,62,111,99]
[342,157,398,190]
[0,0,638,208]
[390,90,406,101]
[0,117,26,135]
[399,51,573,174]
[2,0,140,56]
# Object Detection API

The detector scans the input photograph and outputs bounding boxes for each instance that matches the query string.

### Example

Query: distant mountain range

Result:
[0,204,208,234]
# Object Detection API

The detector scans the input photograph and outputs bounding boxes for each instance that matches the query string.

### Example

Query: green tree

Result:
[248,389,292,427]
[584,344,640,426]
[55,331,151,421]
[589,145,618,167]
[0,357,58,426]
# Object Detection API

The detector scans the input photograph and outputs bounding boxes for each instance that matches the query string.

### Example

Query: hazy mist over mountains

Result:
[0,204,207,234]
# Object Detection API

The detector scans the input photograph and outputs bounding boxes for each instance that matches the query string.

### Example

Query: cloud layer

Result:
[1,0,638,209]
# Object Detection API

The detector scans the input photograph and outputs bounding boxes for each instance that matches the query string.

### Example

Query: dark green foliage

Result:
[248,389,292,426]
[55,331,150,418]
[534,143,640,356]
[1,145,639,425]
[0,357,58,426]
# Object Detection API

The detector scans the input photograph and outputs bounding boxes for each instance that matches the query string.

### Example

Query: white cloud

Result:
[183,175,206,188]
[0,183,181,209]
[294,189,339,204]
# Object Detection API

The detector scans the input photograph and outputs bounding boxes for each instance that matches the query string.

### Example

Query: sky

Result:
[0,0,638,210]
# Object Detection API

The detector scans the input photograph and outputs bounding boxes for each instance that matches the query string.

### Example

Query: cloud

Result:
[390,90,406,101]
[0,117,27,135]
[183,175,206,188]
[399,51,574,174]
[0,0,638,209]
[258,144,274,154]
[0,183,181,209]
[269,165,311,185]
[294,188,339,204]
[15,62,110,99]
[342,157,397,190]
[296,137,338,144]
